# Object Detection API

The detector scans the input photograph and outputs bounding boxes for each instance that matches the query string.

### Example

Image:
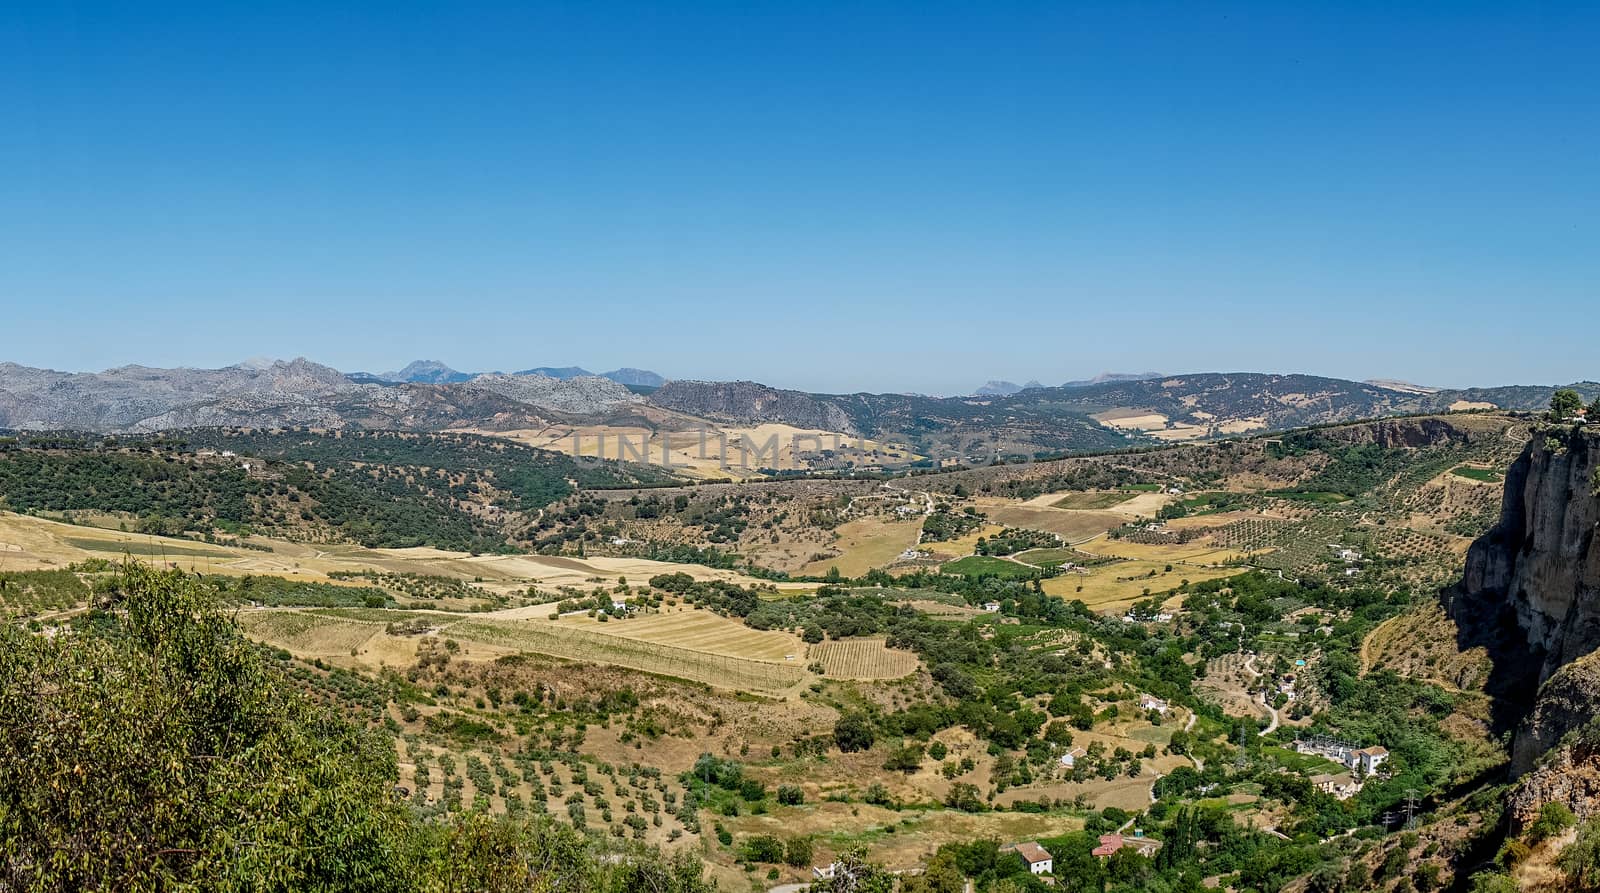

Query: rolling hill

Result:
[2,358,1592,467]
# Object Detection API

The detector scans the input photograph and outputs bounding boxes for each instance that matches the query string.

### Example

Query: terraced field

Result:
[807,637,920,680]
[447,618,808,694]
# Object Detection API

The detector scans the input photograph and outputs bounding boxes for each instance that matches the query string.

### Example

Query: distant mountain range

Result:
[1062,371,1165,388]
[380,360,475,384]
[973,372,1162,396]
[350,360,668,389]
[974,380,1045,397]
[2,357,1594,462]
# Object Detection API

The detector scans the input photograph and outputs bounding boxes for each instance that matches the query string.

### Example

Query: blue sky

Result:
[2,2,1595,394]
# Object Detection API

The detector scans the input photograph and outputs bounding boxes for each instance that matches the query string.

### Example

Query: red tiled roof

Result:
[1013,842,1052,864]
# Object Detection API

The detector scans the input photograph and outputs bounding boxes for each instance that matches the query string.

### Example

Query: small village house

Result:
[1353,745,1388,776]
[1093,833,1163,859]
[1006,842,1053,875]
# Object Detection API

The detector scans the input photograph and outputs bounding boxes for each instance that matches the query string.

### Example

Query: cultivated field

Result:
[0,511,794,593]
[449,618,808,694]
[554,608,803,663]
[807,637,919,680]
[978,504,1127,543]
[240,610,388,656]
[240,601,813,695]
[1049,491,1136,510]
[1086,537,1249,565]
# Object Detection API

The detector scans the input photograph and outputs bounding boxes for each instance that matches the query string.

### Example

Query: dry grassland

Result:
[1042,558,1242,611]
[798,516,922,577]
[928,523,1009,556]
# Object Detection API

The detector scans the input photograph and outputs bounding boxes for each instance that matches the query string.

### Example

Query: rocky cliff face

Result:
[1448,426,1600,776]
[468,373,642,415]
[1314,415,1498,449]
[1510,650,1600,784]
[1457,428,1600,685]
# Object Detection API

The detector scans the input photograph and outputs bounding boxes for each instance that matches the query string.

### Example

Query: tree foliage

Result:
[1551,388,1585,422]
[0,564,713,892]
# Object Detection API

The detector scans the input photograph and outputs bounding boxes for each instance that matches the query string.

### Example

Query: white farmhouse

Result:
[1011,842,1053,875]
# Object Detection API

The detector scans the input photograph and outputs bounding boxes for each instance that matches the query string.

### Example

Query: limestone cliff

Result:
[1510,651,1600,794]
[1456,427,1600,684]
[1448,426,1600,776]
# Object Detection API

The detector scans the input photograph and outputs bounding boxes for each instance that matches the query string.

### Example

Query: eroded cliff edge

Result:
[1447,426,1600,781]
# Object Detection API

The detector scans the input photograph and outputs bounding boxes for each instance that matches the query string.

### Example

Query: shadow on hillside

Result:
[1442,582,1543,739]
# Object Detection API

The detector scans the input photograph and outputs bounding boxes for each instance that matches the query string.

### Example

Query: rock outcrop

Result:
[1313,415,1499,450]
[1448,426,1600,777]
[1456,427,1600,685]
[1510,650,1600,783]
[467,373,642,415]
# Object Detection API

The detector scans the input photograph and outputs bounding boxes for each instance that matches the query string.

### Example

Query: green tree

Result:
[883,743,925,774]
[740,835,785,863]
[1529,801,1577,843]
[1551,388,1585,421]
[834,712,876,753]
[0,564,717,893]
[784,836,814,868]
[0,563,414,891]
[900,850,965,893]
[1562,818,1600,891]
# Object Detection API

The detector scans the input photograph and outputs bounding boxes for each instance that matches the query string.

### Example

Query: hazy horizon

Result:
[3,350,1594,399]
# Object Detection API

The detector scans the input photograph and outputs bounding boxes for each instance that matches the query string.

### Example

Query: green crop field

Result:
[1012,547,1117,568]
[64,537,235,558]
[1450,465,1504,483]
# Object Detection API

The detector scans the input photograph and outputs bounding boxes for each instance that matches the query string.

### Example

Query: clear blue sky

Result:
[3,2,1595,394]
